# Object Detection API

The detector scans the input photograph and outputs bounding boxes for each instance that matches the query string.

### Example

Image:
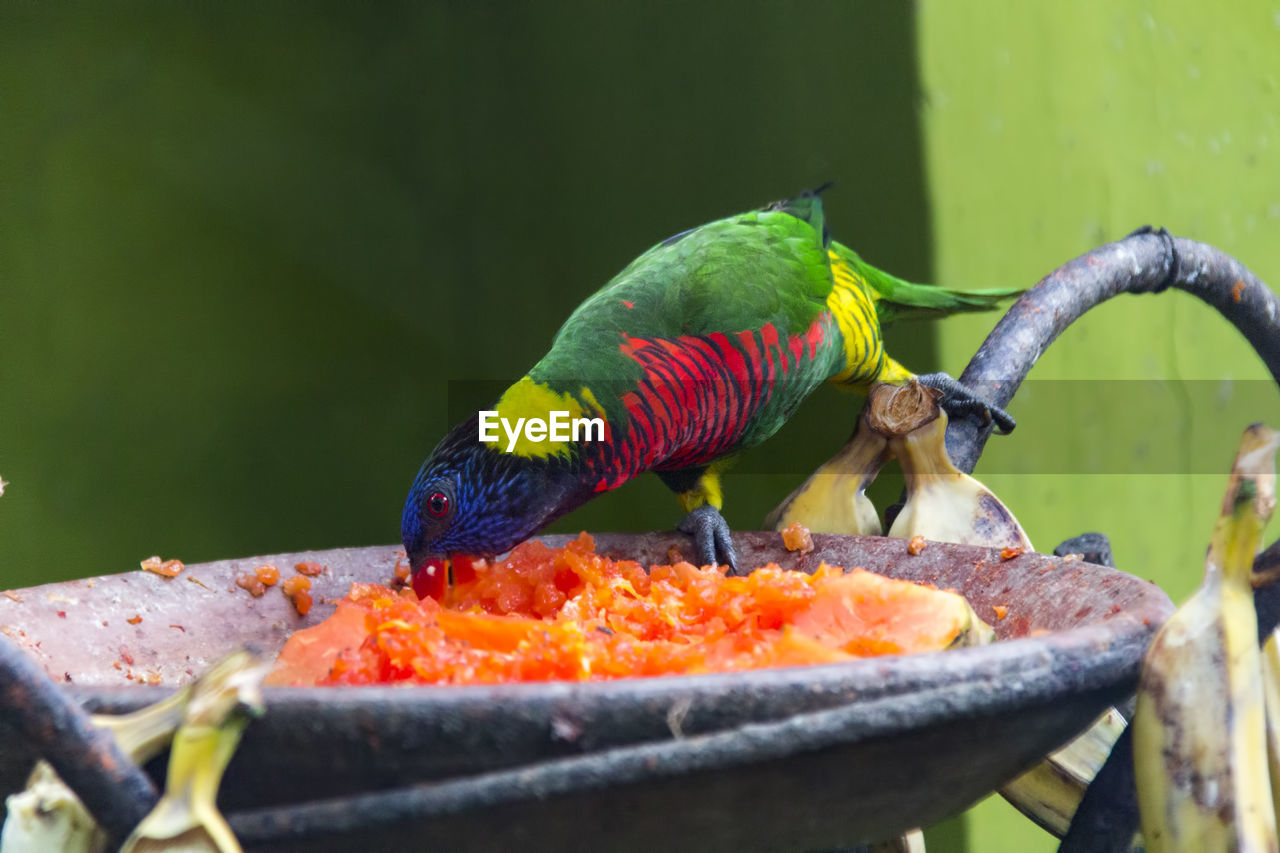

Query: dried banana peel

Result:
[121,650,268,853]
[1133,423,1279,852]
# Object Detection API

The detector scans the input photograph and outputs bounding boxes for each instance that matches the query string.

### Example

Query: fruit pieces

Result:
[290,591,313,616]
[267,533,982,687]
[140,556,184,579]
[281,576,312,616]
[780,521,815,554]
[235,574,266,597]
[225,559,321,615]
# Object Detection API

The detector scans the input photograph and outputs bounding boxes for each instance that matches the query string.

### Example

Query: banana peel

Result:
[767,381,1033,548]
[121,650,269,853]
[872,382,1032,551]
[1133,423,1279,852]
[765,406,888,536]
[1000,707,1128,838]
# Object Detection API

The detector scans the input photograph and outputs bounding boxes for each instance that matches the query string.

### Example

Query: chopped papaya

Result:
[267,533,985,686]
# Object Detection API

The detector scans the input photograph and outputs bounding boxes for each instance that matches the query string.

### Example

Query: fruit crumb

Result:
[141,556,184,578]
[4,590,21,602]
[392,556,411,584]
[1061,553,1082,563]
[282,575,314,616]
[127,615,143,625]
[255,564,280,586]
[236,573,267,597]
[282,575,311,596]
[294,561,325,576]
[992,605,1008,620]
[1232,279,1246,302]
[907,535,927,556]
[780,521,814,555]
[120,648,135,666]
[291,590,314,616]
[56,611,66,619]
[999,547,1023,561]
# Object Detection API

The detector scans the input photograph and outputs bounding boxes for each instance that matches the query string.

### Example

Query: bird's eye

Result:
[426,491,450,518]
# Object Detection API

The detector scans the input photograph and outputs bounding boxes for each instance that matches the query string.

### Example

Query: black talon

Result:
[677,504,739,573]
[914,372,1016,435]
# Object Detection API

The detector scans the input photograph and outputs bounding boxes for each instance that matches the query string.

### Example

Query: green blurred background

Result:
[2,2,1278,850]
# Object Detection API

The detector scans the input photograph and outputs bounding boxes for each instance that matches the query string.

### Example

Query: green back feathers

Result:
[543,204,833,364]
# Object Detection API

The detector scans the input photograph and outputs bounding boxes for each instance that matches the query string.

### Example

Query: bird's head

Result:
[401,414,586,600]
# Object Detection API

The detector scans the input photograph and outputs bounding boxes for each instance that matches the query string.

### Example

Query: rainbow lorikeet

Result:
[402,190,1019,599]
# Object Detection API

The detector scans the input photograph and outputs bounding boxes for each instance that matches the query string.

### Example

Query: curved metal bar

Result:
[948,232,1280,474]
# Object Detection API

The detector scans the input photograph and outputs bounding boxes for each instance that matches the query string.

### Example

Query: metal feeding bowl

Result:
[0,532,1171,851]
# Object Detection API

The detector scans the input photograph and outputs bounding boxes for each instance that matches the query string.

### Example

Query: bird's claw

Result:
[677,504,739,574]
[915,372,1016,435]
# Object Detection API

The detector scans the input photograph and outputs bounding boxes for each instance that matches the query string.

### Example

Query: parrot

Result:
[402,189,1021,600]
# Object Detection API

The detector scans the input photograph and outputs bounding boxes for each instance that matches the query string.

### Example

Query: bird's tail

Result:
[829,240,1023,325]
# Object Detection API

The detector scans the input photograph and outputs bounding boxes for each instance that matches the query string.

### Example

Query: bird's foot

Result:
[677,504,739,574]
[915,372,1016,435]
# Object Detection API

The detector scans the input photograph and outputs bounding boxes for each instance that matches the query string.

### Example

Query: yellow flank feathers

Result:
[676,463,727,513]
[487,376,606,459]
[825,252,912,388]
